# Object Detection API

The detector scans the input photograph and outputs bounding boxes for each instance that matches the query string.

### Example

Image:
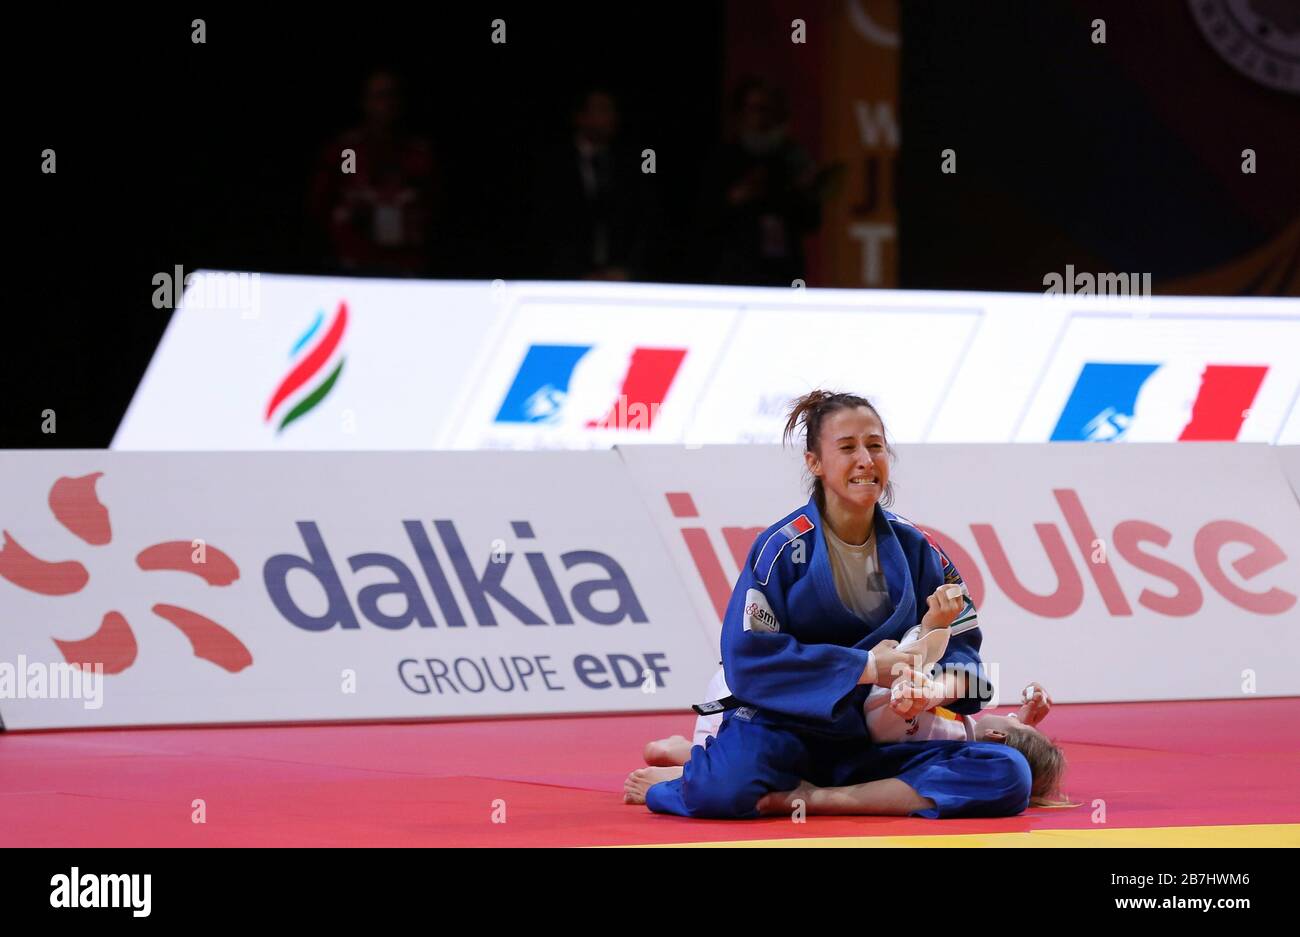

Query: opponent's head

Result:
[783,390,895,515]
[976,714,1069,807]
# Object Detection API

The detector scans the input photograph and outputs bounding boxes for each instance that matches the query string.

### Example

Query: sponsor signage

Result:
[115,276,1300,449]
[0,451,716,729]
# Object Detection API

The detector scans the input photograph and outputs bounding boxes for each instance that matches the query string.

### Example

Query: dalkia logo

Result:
[667,489,1296,621]
[0,473,252,674]
[494,342,686,429]
[265,301,348,433]
[263,519,648,630]
[1052,361,1268,442]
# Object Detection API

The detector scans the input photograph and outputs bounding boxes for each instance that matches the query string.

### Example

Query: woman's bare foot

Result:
[756,781,819,816]
[623,766,684,804]
[643,735,693,767]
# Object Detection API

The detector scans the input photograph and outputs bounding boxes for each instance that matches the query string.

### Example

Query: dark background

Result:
[9,1,1298,449]
[899,0,1299,291]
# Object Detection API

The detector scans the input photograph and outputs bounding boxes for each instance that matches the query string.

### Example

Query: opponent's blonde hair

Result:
[1003,724,1071,807]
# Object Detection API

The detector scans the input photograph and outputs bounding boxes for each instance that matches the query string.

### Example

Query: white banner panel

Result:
[0,451,715,730]
[1015,308,1300,443]
[112,275,1300,450]
[619,442,1300,704]
[1278,447,1300,503]
[113,273,503,450]
[681,299,983,444]
[616,444,807,652]
[1281,400,1300,446]
[440,283,740,449]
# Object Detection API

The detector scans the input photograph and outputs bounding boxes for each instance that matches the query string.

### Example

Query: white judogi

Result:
[692,631,976,749]
[692,667,730,747]
[864,624,974,742]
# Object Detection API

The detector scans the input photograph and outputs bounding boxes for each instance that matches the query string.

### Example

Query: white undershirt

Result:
[822,523,892,624]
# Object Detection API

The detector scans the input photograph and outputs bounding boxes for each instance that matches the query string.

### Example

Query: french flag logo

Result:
[753,514,814,585]
[1051,362,1268,442]
[495,343,686,429]
[776,515,815,540]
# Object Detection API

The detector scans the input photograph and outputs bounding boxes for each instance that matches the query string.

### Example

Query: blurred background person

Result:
[309,68,439,276]
[531,87,652,281]
[708,79,822,286]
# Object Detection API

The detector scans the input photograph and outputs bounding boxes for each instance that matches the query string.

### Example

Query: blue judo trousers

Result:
[646,497,1031,820]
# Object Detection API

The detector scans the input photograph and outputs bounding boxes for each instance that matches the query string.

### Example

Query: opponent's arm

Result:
[919,541,993,716]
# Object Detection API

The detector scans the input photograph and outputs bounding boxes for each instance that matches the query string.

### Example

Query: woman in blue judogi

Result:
[642,391,1031,819]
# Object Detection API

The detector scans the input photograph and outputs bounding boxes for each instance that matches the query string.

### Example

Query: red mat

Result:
[2,698,1298,846]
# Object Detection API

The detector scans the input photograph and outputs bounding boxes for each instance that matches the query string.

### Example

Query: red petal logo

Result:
[0,532,89,595]
[137,542,240,586]
[2,473,252,676]
[49,472,112,545]
[152,604,253,673]
[53,611,138,675]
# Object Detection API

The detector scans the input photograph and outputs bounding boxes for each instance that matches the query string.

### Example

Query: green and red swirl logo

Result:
[264,301,349,433]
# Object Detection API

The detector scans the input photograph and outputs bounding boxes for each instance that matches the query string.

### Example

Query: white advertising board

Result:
[113,273,503,450]
[0,451,716,729]
[618,443,1300,704]
[113,276,1300,449]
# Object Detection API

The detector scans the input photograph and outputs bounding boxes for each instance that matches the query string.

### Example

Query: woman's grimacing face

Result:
[805,407,890,519]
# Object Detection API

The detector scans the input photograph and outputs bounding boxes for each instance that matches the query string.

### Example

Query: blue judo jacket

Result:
[721,495,992,740]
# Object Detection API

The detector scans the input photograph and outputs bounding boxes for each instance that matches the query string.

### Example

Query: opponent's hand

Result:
[868,639,923,688]
[1016,682,1052,726]
[920,583,964,633]
[889,668,939,719]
